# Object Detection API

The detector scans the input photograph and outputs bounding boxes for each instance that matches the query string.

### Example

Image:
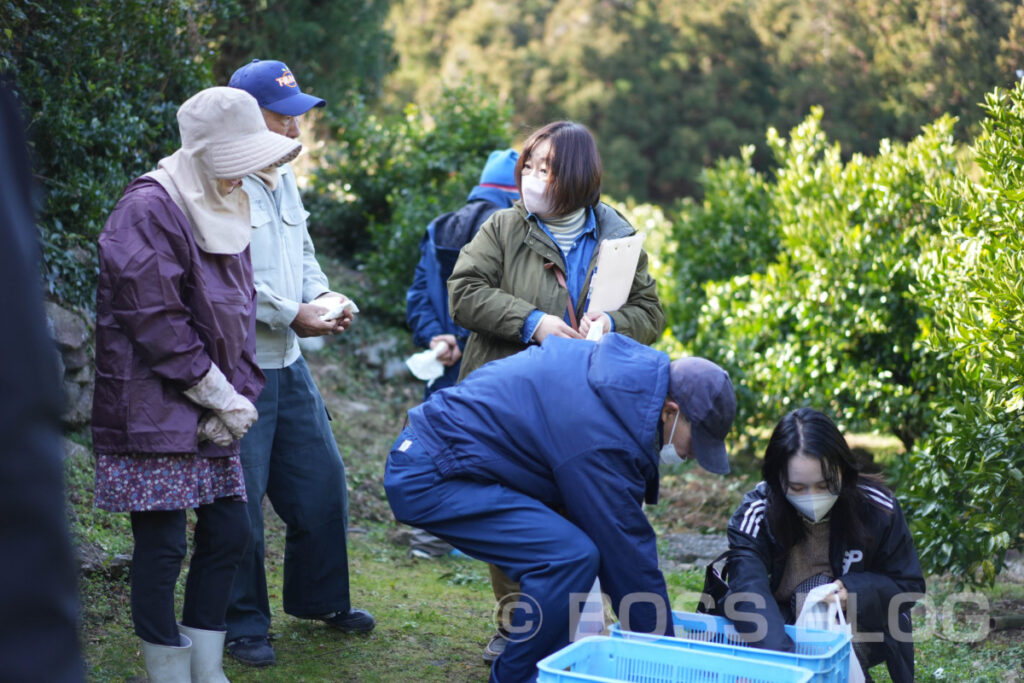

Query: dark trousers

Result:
[130,497,249,645]
[226,357,351,640]
[384,427,600,683]
[857,610,915,683]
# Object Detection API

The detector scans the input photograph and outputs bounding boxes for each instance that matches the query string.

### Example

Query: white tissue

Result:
[405,341,448,385]
[319,297,359,321]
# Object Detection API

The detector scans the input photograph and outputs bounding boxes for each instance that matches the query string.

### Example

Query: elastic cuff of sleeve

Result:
[522,310,545,344]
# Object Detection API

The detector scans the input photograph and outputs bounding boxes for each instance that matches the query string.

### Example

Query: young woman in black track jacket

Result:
[725,408,924,683]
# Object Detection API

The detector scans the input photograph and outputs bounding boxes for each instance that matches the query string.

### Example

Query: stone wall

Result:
[44,301,94,429]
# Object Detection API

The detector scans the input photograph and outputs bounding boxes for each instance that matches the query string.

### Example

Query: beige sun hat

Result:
[145,86,303,254]
[177,86,301,178]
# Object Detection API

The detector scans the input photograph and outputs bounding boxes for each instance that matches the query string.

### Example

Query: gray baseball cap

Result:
[667,357,736,474]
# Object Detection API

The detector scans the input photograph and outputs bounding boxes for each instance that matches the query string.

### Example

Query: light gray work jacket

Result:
[245,164,330,369]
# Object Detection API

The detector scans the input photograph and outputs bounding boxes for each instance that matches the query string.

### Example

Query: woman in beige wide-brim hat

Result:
[92,86,300,682]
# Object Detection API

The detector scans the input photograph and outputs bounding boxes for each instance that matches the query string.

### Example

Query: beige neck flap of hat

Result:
[253,166,280,191]
[146,147,252,255]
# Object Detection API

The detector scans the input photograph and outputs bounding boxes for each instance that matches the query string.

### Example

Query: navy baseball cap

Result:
[228,59,326,116]
[668,357,736,474]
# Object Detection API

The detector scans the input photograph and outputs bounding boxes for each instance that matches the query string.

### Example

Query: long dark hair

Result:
[762,408,884,553]
[514,120,602,215]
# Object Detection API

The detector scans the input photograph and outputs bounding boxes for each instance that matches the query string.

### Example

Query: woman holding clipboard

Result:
[449,120,665,377]
[447,119,666,665]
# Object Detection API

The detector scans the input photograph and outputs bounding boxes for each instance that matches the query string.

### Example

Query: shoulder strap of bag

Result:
[544,262,579,331]
[710,550,732,575]
[696,550,734,616]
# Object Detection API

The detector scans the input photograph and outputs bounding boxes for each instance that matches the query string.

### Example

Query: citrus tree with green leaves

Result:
[904,83,1024,585]
[663,146,776,347]
[684,109,959,450]
[667,91,1024,582]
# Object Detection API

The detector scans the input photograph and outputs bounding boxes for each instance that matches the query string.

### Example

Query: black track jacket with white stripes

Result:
[723,481,924,657]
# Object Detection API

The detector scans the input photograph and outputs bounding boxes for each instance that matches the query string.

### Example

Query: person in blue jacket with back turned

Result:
[384,333,736,683]
[405,148,520,399]
[403,148,519,559]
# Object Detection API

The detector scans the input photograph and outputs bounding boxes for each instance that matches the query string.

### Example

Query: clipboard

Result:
[586,233,645,315]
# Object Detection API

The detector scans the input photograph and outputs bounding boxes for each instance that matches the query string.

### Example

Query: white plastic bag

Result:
[795,581,865,683]
[836,607,866,683]
[573,578,606,640]
[585,322,604,342]
[794,582,842,631]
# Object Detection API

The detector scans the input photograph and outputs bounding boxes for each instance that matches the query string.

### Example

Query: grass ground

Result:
[69,257,1024,682]
[77,515,499,682]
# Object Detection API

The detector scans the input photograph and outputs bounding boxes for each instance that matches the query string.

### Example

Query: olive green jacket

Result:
[449,200,666,381]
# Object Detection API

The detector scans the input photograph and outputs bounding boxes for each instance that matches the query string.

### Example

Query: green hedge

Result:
[1,0,236,307]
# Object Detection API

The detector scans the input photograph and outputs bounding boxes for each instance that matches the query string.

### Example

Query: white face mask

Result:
[785,492,838,522]
[521,173,554,218]
[659,413,683,465]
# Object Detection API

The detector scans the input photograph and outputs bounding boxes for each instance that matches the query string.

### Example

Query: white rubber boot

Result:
[178,624,230,683]
[142,634,192,683]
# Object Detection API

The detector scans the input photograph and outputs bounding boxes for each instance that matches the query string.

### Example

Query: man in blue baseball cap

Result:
[225,59,374,668]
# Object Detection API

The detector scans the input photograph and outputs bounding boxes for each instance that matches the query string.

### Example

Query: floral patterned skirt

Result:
[94,452,247,512]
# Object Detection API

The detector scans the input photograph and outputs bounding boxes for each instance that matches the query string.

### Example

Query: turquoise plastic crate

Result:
[537,636,813,683]
[608,611,850,683]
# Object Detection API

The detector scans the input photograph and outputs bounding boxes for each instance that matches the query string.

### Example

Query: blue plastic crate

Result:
[608,611,850,683]
[537,636,813,683]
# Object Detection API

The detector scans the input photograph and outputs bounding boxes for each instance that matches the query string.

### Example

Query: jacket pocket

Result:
[281,205,310,226]
[250,203,273,229]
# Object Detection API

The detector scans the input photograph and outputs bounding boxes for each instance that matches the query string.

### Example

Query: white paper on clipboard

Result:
[586,233,645,315]
[584,233,645,341]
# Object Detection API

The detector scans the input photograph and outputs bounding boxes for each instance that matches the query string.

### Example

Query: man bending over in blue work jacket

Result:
[383,332,737,683]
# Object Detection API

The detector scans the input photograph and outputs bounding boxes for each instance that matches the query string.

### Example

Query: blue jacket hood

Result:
[587,333,669,453]
[467,184,518,207]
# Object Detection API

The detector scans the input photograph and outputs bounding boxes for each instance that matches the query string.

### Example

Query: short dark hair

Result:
[762,408,883,552]
[515,121,602,215]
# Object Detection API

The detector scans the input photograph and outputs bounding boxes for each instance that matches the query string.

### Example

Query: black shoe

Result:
[318,608,376,633]
[226,635,276,667]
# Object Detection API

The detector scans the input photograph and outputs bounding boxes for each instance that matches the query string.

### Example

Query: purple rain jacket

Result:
[92,177,264,458]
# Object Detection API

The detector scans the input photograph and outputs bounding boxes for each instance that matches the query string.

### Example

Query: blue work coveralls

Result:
[384,333,674,683]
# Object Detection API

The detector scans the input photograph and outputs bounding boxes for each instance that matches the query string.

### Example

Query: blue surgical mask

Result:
[659,412,683,465]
